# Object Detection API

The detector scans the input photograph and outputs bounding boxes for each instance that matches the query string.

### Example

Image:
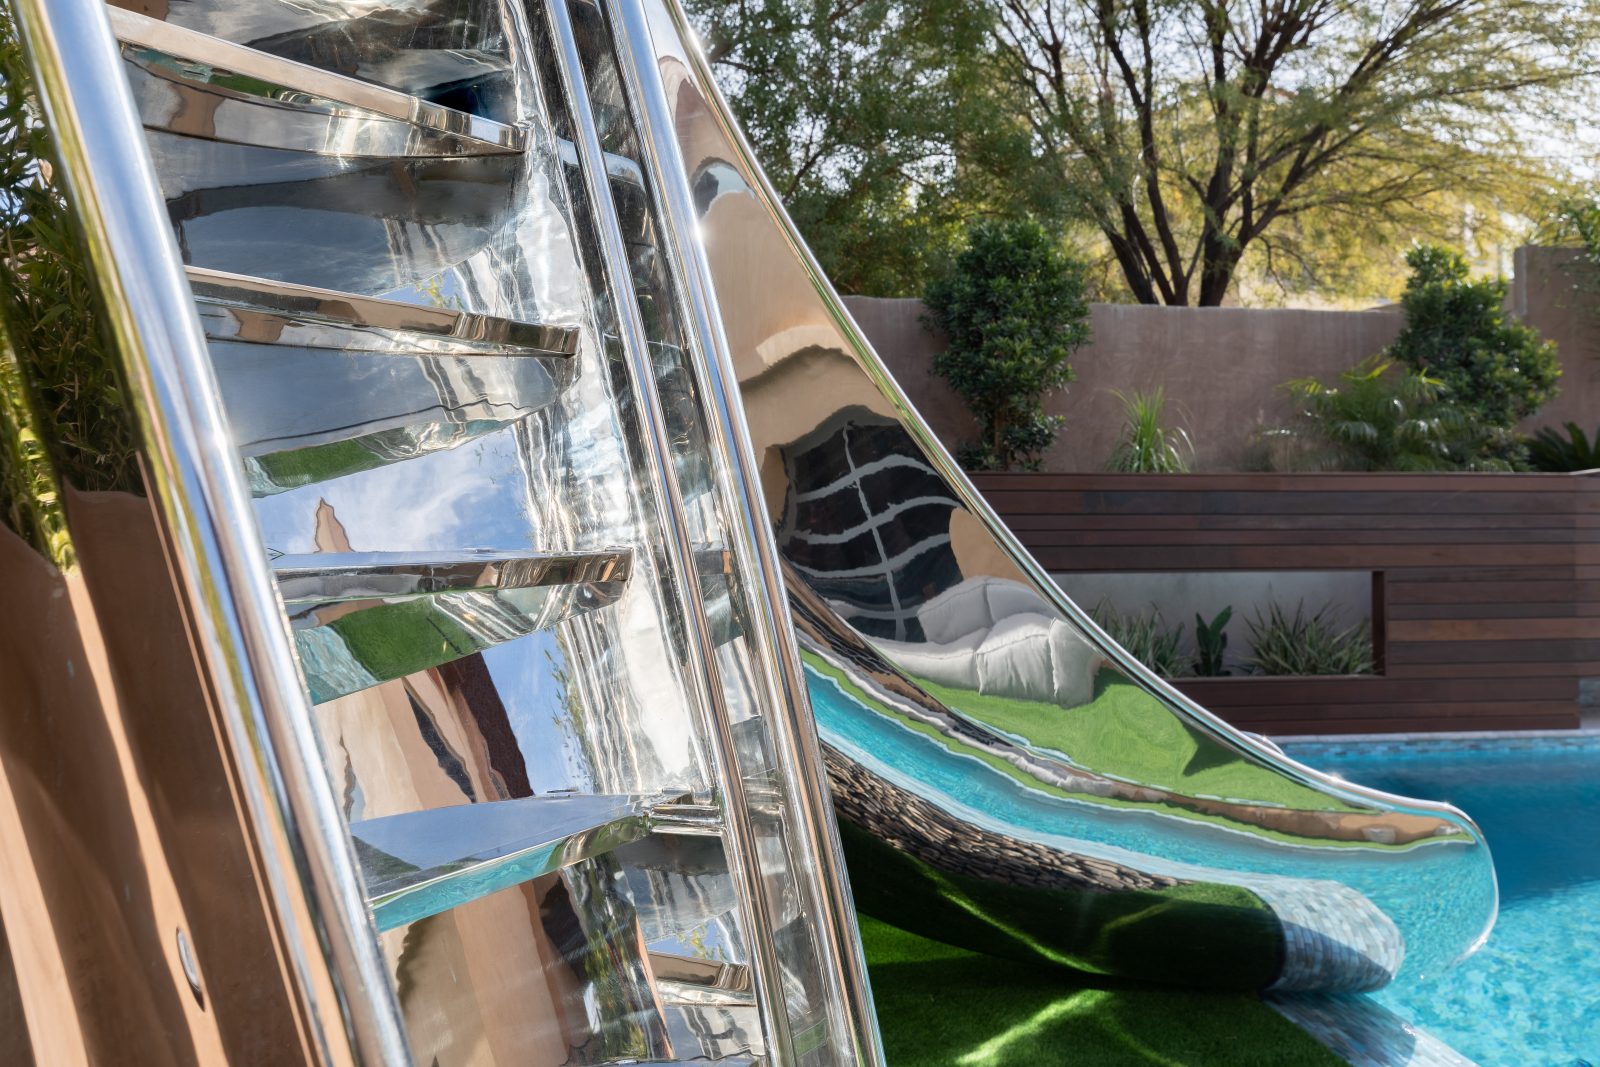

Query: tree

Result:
[924,220,1091,470]
[685,0,1004,295]
[991,0,1600,306]
[1388,245,1560,465]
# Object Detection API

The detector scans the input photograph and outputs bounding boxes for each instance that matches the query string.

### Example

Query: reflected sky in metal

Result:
[627,0,1497,991]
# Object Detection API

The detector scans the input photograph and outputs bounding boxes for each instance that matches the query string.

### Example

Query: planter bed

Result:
[973,471,1598,734]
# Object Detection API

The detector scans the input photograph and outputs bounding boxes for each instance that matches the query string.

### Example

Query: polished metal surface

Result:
[355,791,673,930]
[274,548,633,603]
[620,0,1498,993]
[188,267,581,356]
[3,0,1498,1059]
[533,0,806,1059]
[111,6,524,156]
[109,0,519,117]
[4,0,887,1061]
[599,0,883,1058]
[1,0,411,1062]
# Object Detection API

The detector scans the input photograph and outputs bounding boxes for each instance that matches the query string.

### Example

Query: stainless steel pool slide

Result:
[0,0,1495,1063]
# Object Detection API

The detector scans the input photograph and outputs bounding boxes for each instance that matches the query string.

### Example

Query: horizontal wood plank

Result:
[971,471,1595,734]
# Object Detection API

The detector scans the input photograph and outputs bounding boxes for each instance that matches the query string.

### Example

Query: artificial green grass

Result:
[805,652,1387,853]
[840,821,1284,990]
[914,670,1360,813]
[305,596,482,701]
[860,916,1346,1067]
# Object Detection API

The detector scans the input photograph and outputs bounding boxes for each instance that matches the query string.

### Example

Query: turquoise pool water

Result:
[805,668,1494,982]
[1284,736,1600,1067]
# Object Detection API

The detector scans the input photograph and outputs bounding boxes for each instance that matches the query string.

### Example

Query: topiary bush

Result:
[923,219,1090,471]
[1388,245,1560,468]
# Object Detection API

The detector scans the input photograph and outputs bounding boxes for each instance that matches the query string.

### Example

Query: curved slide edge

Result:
[609,0,1497,993]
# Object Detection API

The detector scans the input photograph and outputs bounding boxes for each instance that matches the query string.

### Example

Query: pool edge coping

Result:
[1273,726,1600,744]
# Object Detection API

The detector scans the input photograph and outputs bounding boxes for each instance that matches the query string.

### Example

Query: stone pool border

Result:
[1277,727,1600,759]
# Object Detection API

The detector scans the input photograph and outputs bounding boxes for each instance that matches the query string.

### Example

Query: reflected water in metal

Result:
[611,0,1498,994]
[2,0,881,1061]
[0,0,1497,1061]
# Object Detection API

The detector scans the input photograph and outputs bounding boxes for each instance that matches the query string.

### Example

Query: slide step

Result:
[353,792,679,931]
[110,7,525,158]
[188,267,579,357]
[274,549,633,702]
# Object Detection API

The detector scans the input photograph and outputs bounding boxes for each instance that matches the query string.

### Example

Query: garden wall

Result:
[972,471,1599,735]
[847,246,1598,473]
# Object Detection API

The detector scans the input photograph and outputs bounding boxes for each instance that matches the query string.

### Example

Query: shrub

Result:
[1527,422,1600,472]
[1091,599,1188,678]
[924,219,1091,471]
[1246,601,1374,676]
[1282,355,1464,471]
[1192,606,1232,677]
[1106,387,1192,473]
[1388,244,1560,467]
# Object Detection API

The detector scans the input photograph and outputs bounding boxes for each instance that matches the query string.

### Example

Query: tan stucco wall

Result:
[845,245,1598,471]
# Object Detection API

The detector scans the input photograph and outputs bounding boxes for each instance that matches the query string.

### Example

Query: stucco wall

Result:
[845,245,1598,472]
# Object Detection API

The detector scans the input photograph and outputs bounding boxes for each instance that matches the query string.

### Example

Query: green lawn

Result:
[914,671,1360,814]
[860,916,1346,1067]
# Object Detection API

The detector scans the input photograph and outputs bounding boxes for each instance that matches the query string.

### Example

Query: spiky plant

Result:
[1091,599,1188,678]
[1106,386,1192,473]
[1246,601,1375,676]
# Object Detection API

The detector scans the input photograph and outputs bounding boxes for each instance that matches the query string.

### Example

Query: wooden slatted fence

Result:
[972,472,1598,734]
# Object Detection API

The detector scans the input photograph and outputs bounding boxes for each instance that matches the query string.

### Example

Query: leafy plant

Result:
[1192,606,1232,677]
[1246,602,1375,677]
[924,219,1091,471]
[1527,422,1600,473]
[1091,599,1187,679]
[1387,244,1561,468]
[1106,387,1192,473]
[1282,354,1464,471]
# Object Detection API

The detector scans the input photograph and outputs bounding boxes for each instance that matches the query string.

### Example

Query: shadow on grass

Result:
[861,917,1345,1067]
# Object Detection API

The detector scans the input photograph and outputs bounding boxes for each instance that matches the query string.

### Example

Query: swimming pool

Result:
[1283,735,1600,1067]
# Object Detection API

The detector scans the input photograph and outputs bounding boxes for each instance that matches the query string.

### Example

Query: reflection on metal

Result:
[356,792,674,930]
[276,550,633,702]
[274,548,633,603]
[617,0,1496,995]
[3,0,882,1062]
[106,0,519,115]
[111,6,524,156]
[1,0,1500,1060]
[189,267,581,356]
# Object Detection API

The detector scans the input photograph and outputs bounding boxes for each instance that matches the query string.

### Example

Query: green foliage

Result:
[1192,606,1232,678]
[924,219,1091,471]
[0,10,138,501]
[1283,355,1465,472]
[1388,244,1560,466]
[1106,387,1191,473]
[991,1,1599,306]
[1527,422,1600,472]
[1091,599,1187,679]
[1542,194,1600,273]
[685,0,1009,296]
[1246,602,1374,677]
